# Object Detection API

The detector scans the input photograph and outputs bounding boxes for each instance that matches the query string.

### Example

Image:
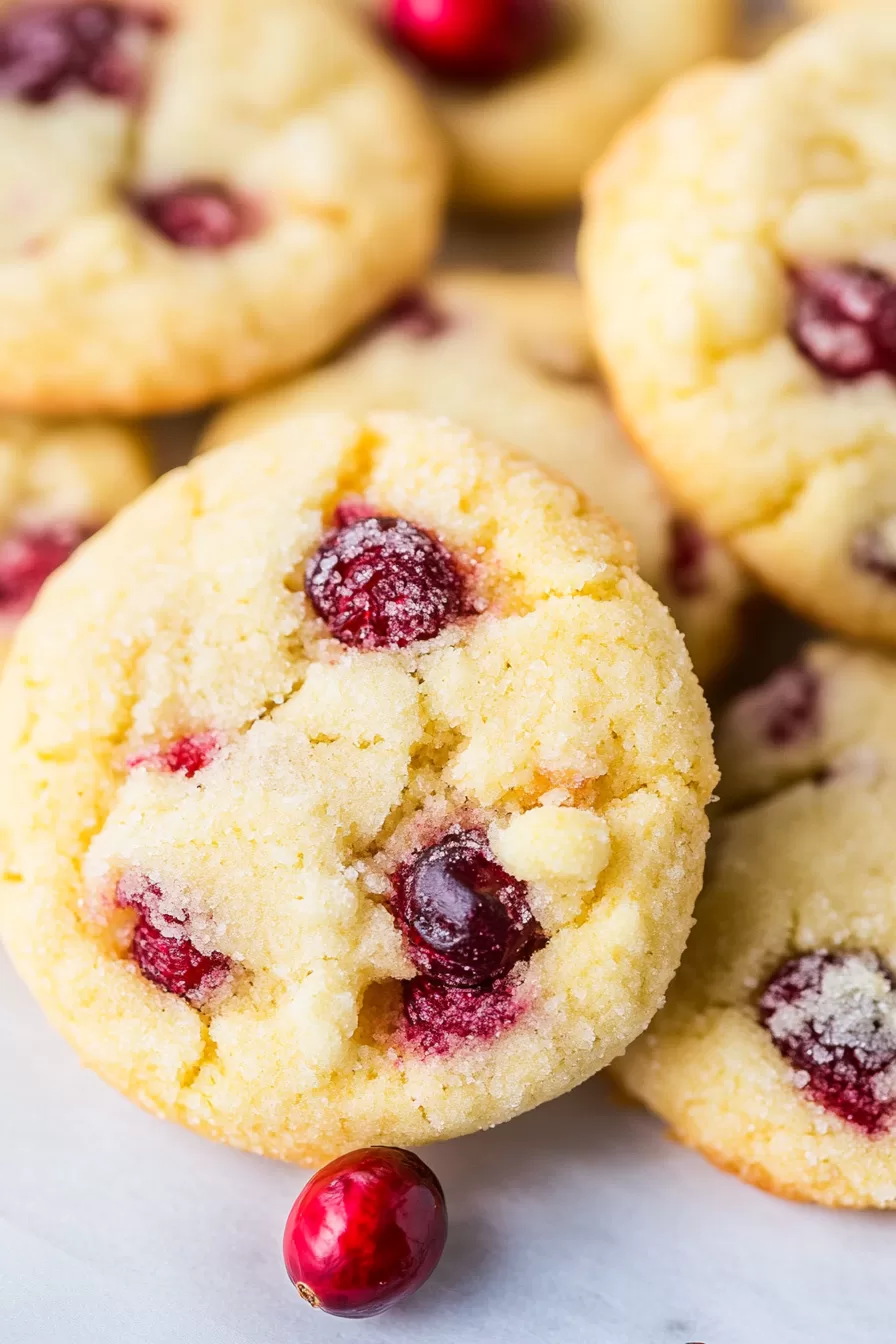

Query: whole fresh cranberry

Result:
[789,263,896,382]
[668,516,711,599]
[0,519,94,618]
[759,950,896,1135]
[133,182,259,249]
[127,732,221,778]
[283,1147,447,1318]
[0,2,162,104]
[117,875,230,1004]
[305,509,466,649]
[391,828,544,987]
[388,0,555,85]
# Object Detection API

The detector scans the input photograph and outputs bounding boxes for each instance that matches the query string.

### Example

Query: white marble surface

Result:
[5,6,893,1341]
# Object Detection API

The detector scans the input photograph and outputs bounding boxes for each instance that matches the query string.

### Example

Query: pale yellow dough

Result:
[617,643,896,1208]
[203,270,749,681]
[0,0,445,414]
[0,411,716,1164]
[580,11,896,647]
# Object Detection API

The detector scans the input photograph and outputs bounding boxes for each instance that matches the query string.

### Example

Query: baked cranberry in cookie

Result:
[0,0,445,414]
[0,413,152,668]
[203,270,751,682]
[0,411,716,1164]
[0,2,162,103]
[582,12,896,649]
[305,510,466,650]
[616,642,896,1207]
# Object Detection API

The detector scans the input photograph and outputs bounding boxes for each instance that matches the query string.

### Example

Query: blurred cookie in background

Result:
[346,0,735,210]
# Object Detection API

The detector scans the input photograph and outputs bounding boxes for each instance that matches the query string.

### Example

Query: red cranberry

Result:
[283,1147,447,1319]
[391,828,544,988]
[759,951,896,1135]
[789,263,896,382]
[852,519,896,585]
[117,876,230,1004]
[127,732,221,778]
[732,662,820,749]
[0,519,93,618]
[133,182,260,249]
[305,511,465,650]
[388,0,554,85]
[402,974,522,1052]
[0,3,161,104]
[668,517,711,599]
[380,289,450,340]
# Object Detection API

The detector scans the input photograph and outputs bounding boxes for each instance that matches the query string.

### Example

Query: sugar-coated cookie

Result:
[581,12,896,648]
[0,0,445,415]
[348,0,733,210]
[616,643,896,1208]
[0,411,716,1164]
[0,413,152,666]
[203,271,749,682]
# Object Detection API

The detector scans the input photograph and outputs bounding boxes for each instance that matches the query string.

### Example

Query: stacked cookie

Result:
[3,0,895,1227]
[0,0,728,1170]
[581,7,896,1208]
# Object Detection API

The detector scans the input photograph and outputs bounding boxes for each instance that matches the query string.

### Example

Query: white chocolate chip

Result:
[490,807,611,892]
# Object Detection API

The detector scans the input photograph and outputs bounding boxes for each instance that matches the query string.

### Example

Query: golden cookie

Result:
[0,411,716,1164]
[617,644,896,1208]
[0,0,445,414]
[581,11,896,647]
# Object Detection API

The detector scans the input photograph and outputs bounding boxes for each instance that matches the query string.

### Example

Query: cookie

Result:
[347,0,733,211]
[0,0,445,415]
[203,271,749,682]
[0,410,717,1164]
[0,413,151,666]
[580,11,896,649]
[616,643,896,1209]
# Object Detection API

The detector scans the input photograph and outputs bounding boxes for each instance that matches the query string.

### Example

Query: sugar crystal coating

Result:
[760,951,896,1136]
[305,511,466,649]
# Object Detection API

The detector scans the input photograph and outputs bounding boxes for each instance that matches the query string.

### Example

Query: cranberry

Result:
[388,0,554,85]
[133,182,260,249]
[789,263,896,382]
[283,1147,447,1319]
[668,517,711,599]
[305,511,465,650]
[391,828,544,988]
[0,3,161,104]
[379,289,450,340]
[852,517,896,585]
[759,950,896,1135]
[117,876,230,1004]
[732,662,820,749]
[402,974,522,1052]
[0,519,93,618]
[127,732,221,777]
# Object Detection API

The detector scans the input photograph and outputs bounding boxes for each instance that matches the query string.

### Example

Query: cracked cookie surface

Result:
[616,643,896,1208]
[203,270,749,682]
[0,0,445,415]
[0,411,151,666]
[348,0,733,210]
[0,410,716,1164]
[580,12,896,647]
